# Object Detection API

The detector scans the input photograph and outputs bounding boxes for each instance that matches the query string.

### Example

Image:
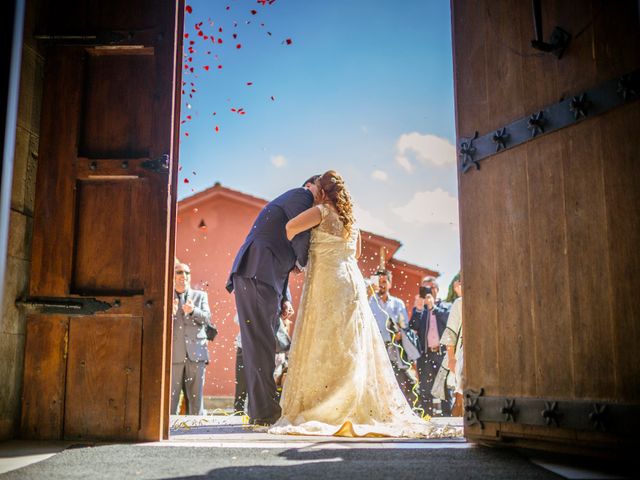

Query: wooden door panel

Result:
[452,0,640,450]
[72,179,148,295]
[20,315,68,439]
[562,119,615,399]
[601,105,640,401]
[80,53,154,158]
[39,0,159,34]
[64,316,142,440]
[29,50,83,297]
[22,0,182,441]
[525,136,574,397]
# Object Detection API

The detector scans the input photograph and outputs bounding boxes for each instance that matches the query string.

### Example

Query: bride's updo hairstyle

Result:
[318,170,355,237]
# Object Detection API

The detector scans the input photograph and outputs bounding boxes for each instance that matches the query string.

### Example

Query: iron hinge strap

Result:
[459,69,640,173]
[16,296,112,315]
[463,390,640,436]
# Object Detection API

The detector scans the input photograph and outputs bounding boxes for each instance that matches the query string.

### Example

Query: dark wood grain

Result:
[20,315,68,439]
[452,0,640,448]
[23,0,182,441]
[64,316,142,440]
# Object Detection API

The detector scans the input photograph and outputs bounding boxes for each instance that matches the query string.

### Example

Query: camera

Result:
[419,286,432,298]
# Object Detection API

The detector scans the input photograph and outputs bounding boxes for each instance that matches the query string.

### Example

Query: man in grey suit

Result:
[171,262,212,415]
[227,176,320,425]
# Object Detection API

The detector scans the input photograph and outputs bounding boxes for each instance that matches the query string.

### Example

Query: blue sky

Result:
[179,0,460,287]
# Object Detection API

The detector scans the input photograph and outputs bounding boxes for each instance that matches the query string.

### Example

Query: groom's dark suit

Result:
[227,187,313,422]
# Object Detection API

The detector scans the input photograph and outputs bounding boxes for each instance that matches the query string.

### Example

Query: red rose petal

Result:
[236,43,242,49]
[285,38,293,45]
[185,5,192,14]
[246,82,253,85]
[203,65,210,71]
[184,178,190,183]
[251,9,257,15]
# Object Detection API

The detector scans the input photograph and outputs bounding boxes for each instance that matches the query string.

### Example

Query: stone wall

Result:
[0,0,43,440]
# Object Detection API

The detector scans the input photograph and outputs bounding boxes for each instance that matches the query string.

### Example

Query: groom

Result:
[226,176,320,424]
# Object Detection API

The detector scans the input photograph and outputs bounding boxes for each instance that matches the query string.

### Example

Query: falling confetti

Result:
[185,5,193,14]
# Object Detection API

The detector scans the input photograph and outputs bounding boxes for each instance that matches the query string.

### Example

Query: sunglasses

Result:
[175,270,191,275]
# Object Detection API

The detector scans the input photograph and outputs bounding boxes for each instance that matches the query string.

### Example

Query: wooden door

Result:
[20,0,183,441]
[451,0,640,451]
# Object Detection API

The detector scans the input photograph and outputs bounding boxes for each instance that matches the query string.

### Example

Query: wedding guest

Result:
[369,269,417,404]
[171,263,212,415]
[432,273,463,416]
[410,276,451,416]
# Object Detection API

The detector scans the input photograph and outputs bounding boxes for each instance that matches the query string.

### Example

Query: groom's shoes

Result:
[248,415,279,426]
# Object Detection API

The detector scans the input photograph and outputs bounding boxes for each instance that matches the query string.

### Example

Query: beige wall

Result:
[0,0,43,440]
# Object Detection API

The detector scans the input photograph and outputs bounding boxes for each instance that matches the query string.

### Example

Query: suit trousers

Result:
[416,349,451,416]
[171,359,206,415]
[232,275,282,421]
[234,347,248,412]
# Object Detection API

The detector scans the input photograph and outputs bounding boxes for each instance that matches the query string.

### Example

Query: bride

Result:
[268,170,458,438]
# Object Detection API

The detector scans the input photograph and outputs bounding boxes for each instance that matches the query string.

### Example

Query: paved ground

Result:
[0,416,631,479]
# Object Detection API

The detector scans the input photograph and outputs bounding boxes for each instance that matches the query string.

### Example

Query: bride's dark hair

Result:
[318,170,355,237]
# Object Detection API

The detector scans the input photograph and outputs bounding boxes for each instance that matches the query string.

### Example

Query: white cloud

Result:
[371,170,388,182]
[352,203,395,237]
[396,155,414,173]
[395,133,456,172]
[392,188,459,227]
[271,154,287,168]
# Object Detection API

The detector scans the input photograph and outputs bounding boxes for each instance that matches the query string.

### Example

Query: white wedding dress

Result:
[269,204,460,438]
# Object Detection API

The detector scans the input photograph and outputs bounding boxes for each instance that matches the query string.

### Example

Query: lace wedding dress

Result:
[269,204,459,438]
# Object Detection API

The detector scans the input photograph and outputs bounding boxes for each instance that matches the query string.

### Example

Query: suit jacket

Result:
[409,300,451,354]
[226,187,313,298]
[172,288,212,363]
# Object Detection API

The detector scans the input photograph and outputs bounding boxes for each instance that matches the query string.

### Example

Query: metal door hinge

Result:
[141,154,170,173]
[34,30,129,46]
[17,296,112,315]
